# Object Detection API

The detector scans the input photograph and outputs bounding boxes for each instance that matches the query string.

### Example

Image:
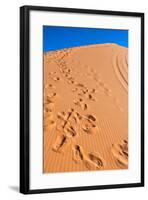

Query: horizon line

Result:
[44,42,128,54]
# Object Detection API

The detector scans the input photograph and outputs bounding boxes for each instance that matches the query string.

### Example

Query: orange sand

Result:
[43,43,128,173]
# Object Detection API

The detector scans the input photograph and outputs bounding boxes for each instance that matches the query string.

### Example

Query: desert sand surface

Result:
[43,43,128,173]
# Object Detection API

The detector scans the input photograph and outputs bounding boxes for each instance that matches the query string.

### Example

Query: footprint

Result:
[75,83,85,88]
[72,145,104,170]
[63,73,69,78]
[44,119,56,132]
[44,93,55,130]
[57,111,67,121]
[63,110,80,137]
[73,99,88,111]
[75,112,83,121]
[111,139,128,167]
[47,92,56,99]
[87,94,97,101]
[67,76,74,81]
[44,84,56,93]
[53,77,60,81]
[49,71,57,75]
[67,79,75,84]
[52,134,70,153]
[87,152,104,169]
[86,114,96,122]
[64,125,77,137]
[65,68,71,74]
[89,88,97,94]
[56,110,71,130]
[48,84,56,89]
[81,114,97,134]
[44,104,56,130]
[56,109,80,142]
[71,112,81,123]
[72,145,86,163]
[82,153,104,170]
[44,97,53,106]
[83,103,88,110]
[81,88,89,94]
[62,109,74,128]
[44,106,53,113]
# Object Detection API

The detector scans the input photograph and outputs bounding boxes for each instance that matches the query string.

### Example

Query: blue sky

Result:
[43,26,128,52]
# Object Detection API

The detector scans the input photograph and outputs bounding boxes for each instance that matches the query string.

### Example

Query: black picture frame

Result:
[20,5,144,194]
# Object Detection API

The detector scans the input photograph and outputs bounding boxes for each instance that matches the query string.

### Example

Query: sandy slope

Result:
[43,43,128,173]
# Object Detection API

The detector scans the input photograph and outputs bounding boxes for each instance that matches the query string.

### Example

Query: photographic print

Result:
[20,6,144,194]
[43,26,128,173]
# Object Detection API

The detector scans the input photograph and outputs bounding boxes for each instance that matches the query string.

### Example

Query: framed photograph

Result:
[20,5,144,194]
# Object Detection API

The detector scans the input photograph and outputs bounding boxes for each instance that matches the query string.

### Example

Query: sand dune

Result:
[43,43,128,173]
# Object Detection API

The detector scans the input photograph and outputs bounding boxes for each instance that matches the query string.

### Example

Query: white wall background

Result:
[0,0,147,199]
